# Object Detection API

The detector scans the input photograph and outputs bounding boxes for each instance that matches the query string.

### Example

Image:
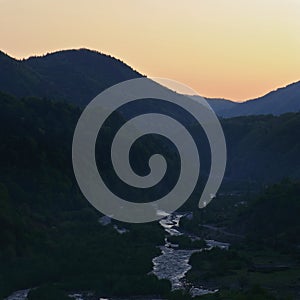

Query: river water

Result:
[152,212,225,297]
[4,289,30,300]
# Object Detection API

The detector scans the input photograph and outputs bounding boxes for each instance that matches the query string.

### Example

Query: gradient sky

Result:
[1,0,299,101]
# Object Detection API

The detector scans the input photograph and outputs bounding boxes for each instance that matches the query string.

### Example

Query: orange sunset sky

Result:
[0,0,300,101]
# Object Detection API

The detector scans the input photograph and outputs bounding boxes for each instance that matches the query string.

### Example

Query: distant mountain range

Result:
[1,48,299,116]
[201,81,300,117]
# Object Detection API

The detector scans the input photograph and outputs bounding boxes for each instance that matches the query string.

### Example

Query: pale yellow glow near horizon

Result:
[0,0,299,101]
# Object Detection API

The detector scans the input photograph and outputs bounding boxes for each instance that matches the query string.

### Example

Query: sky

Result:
[0,0,300,101]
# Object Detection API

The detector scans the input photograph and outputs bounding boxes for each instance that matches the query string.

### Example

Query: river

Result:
[152,212,228,297]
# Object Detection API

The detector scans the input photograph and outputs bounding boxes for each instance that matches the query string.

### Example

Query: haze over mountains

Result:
[0,48,299,117]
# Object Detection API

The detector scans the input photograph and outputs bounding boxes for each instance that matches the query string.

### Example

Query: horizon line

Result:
[1,47,299,104]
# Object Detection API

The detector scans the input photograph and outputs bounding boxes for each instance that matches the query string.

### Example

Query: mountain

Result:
[192,81,300,117]
[1,48,300,299]
[200,97,238,115]
[0,50,50,97]
[1,48,299,116]
[0,49,142,106]
[224,81,300,117]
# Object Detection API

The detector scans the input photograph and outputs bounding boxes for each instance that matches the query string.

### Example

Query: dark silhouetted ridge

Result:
[0,48,142,106]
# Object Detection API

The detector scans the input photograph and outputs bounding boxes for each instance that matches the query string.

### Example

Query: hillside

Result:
[231,181,300,247]
[225,81,300,117]
[221,113,300,184]
[0,92,168,298]
[0,49,142,106]
[203,97,238,115]
[193,81,300,117]
[1,49,299,116]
